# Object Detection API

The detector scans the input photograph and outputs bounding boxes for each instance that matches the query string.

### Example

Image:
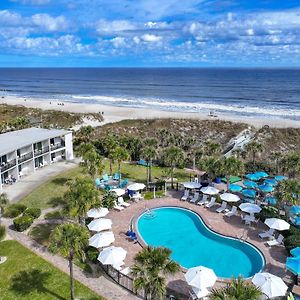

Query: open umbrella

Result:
[89,231,115,248]
[88,218,112,232]
[185,266,217,289]
[264,218,290,231]
[192,287,210,298]
[252,273,288,298]
[98,246,127,266]
[243,180,258,188]
[275,175,288,181]
[254,171,269,178]
[242,189,257,198]
[183,182,201,189]
[111,188,126,196]
[239,203,262,214]
[220,193,240,202]
[229,184,242,192]
[264,178,277,186]
[127,183,146,191]
[291,247,300,257]
[265,196,277,206]
[245,173,261,181]
[286,257,300,275]
[87,208,109,218]
[200,186,219,195]
[290,206,300,215]
[258,184,274,193]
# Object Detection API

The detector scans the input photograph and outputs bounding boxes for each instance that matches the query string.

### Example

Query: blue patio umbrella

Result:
[294,217,300,226]
[243,198,255,204]
[264,178,277,186]
[242,189,257,198]
[290,206,300,215]
[275,175,288,181]
[265,196,277,206]
[258,184,274,193]
[245,173,261,181]
[229,184,243,192]
[291,247,300,257]
[286,257,300,275]
[243,180,258,188]
[254,171,269,178]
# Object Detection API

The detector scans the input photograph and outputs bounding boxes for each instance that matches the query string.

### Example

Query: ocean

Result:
[0,68,300,121]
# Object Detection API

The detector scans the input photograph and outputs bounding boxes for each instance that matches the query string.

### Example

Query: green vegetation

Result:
[101,191,117,209]
[0,225,5,241]
[13,215,34,232]
[0,240,102,300]
[29,223,59,246]
[4,203,27,218]
[23,208,41,219]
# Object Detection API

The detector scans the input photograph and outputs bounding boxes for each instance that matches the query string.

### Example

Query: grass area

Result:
[0,240,103,300]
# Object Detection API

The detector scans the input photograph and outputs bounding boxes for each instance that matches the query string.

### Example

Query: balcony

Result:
[50,142,65,151]
[0,159,17,172]
[18,152,33,164]
[34,146,50,157]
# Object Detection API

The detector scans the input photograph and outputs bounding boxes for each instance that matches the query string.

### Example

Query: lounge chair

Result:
[216,201,227,213]
[118,196,130,207]
[267,234,284,247]
[205,197,216,208]
[119,179,128,188]
[102,174,110,181]
[190,192,199,203]
[197,194,208,205]
[259,228,275,239]
[181,190,189,201]
[114,202,124,211]
[225,206,237,217]
[113,172,121,181]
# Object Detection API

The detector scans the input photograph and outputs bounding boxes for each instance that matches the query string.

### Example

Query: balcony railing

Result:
[50,142,65,151]
[0,159,17,172]
[34,146,50,156]
[18,152,33,164]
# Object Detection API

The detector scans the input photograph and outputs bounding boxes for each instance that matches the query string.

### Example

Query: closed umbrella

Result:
[88,218,112,232]
[87,208,109,218]
[239,203,262,214]
[98,246,127,266]
[243,180,258,188]
[245,173,261,181]
[242,189,257,198]
[89,231,115,248]
[291,247,300,257]
[200,186,219,195]
[258,184,274,193]
[229,184,242,192]
[127,183,146,191]
[264,178,277,186]
[275,175,288,181]
[286,257,300,275]
[111,188,126,196]
[252,272,288,298]
[183,182,201,189]
[264,218,290,231]
[220,193,240,203]
[185,266,217,289]
[254,171,269,178]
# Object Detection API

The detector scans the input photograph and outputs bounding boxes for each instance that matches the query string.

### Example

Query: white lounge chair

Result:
[190,192,199,203]
[118,196,130,207]
[197,194,208,205]
[267,234,284,247]
[225,206,237,217]
[205,197,216,208]
[216,201,227,213]
[114,202,124,211]
[259,228,275,239]
[181,190,189,201]
[120,267,131,275]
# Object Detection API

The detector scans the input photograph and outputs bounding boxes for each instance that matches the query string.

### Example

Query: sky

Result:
[1,0,300,67]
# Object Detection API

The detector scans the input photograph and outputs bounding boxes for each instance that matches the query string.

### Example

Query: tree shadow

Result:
[10,269,66,300]
[29,223,58,246]
[48,196,66,207]
[52,177,69,186]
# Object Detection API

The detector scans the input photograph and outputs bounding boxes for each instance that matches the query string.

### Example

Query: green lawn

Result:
[0,240,103,300]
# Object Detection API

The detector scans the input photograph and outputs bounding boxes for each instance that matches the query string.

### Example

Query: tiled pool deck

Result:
[107,191,291,298]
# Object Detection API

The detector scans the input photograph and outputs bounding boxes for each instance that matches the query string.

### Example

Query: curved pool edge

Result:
[134,205,266,281]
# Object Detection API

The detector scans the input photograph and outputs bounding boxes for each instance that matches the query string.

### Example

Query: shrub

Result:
[284,234,300,252]
[3,204,27,218]
[0,225,5,241]
[13,215,34,232]
[245,161,274,174]
[86,247,99,263]
[257,206,279,222]
[44,210,64,220]
[101,191,116,209]
[23,208,41,219]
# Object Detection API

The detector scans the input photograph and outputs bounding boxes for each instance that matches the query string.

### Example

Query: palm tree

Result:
[49,223,89,300]
[198,156,221,182]
[275,179,300,207]
[103,135,118,175]
[141,146,156,185]
[210,276,262,300]
[113,146,129,185]
[0,193,8,225]
[281,152,300,178]
[77,125,94,143]
[162,146,184,189]
[131,246,180,300]
[65,177,99,224]
[245,141,263,164]
[81,148,104,178]
[221,157,244,189]
[76,142,94,159]
[203,140,221,157]
[270,151,282,174]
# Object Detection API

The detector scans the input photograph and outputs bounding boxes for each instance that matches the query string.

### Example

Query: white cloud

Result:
[31,14,69,32]
[141,34,162,42]
[10,0,50,5]
[0,10,23,26]
[111,36,126,48]
[96,20,136,35]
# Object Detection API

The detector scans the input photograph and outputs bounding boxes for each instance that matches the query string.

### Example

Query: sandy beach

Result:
[1,95,300,128]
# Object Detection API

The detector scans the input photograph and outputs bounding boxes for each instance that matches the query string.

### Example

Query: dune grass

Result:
[0,240,103,300]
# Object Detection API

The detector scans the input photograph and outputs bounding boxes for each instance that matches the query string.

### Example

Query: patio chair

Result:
[225,206,237,217]
[102,174,109,181]
[197,194,208,206]
[118,196,130,207]
[267,234,284,247]
[259,228,275,239]
[114,202,124,211]
[216,201,227,213]
[119,179,128,188]
[130,232,137,241]
[181,190,189,201]
[190,192,199,203]
[205,197,216,208]
[113,172,121,181]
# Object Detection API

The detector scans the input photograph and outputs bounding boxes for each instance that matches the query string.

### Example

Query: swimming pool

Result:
[136,207,265,279]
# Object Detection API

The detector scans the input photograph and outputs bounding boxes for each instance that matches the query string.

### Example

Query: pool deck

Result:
[107,192,291,298]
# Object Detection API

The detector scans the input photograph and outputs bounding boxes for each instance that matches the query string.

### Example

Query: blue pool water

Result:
[137,207,265,278]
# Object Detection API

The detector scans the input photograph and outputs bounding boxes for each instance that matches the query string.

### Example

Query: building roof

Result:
[0,127,71,157]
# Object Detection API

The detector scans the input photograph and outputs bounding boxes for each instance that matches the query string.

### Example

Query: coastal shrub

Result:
[13,215,34,232]
[44,210,64,220]
[23,207,41,219]
[284,234,300,252]
[257,206,279,222]
[86,247,99,263]
[245,162,274,174]
[101,191,116,209]
[3,204,27,218]
[0,225,5,241]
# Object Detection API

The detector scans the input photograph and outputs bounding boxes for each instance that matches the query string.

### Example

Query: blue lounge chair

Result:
[138,159,148,167]
[113,172,121,181]
[119,179,128,188]
[130,232,137,241]
[102,174,109,181]
[104,184,113,191]
[95,178,102,187]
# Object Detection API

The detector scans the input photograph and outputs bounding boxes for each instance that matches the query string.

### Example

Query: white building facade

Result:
[0,127,73,190]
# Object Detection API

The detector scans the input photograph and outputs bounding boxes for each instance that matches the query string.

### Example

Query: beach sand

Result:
[1,95,300,128]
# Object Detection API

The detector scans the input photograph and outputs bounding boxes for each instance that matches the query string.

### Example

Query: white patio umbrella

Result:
[239,203,262,214]
[185,266,217,289]
[89,231,115,248]
[111,188,126,196]
[192,287,210,298]
[183,182,201,189]
[127,183,146,191]
[252,272,288,298]
[200,186,220,195]
[87,207,109,218]
[264,218,290,231]
[87,218,112,232]
[220,193,240,203]
[97,246,127,266]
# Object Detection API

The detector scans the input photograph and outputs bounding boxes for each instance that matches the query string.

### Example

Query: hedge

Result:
[13,215,34,232]
[23,208,41,219]
[0,225,5,241]
[257,206,279,222]
[86,247,99,263]
[3,204,27,218]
